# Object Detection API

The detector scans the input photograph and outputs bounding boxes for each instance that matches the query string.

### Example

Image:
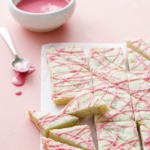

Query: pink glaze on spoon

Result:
[13,57,30,73]
[12,66,35,86]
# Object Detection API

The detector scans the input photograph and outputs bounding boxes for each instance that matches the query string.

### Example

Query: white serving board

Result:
[41,43,126,150]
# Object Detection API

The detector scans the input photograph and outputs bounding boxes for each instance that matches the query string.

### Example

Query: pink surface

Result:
[0,0,150,149]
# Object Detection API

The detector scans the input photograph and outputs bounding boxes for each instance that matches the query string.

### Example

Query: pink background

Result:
[0,0,150,149]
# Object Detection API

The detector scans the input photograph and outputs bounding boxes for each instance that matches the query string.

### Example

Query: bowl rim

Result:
[8,0,76,16]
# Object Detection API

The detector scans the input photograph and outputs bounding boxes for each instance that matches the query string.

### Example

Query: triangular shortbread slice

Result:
[42,138,82,150]
[62,90,109,118]
[48,125,96,150]
[28,110,79,137]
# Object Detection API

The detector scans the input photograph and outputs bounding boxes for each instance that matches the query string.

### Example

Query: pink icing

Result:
[16,0,70,14]
[15,90,22,96]
[144,136,150,145]
[12,66,35,86]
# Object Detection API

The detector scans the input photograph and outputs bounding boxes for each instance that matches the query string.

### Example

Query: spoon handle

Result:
[0,27,17,56]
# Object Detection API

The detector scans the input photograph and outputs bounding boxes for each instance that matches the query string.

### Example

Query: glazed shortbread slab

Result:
[48,125,96,150]
[93,68,129,91]
[127,71,150,121]
[138,120,150,150]
[89,47,126,70]
[126,39,150,62]
[62,90,109,118]
[94,86,134,123]
[47,46,89,75]
[51,72,93,105]
[28,110,79,137]
[42,138,82,150]
[96,121,141,150]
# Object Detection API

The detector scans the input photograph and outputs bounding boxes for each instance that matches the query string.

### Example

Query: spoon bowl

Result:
[12,55,30,72]
[0,27,30,72]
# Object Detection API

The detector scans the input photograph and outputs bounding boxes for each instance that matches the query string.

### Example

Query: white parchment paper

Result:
[41,43,125,150]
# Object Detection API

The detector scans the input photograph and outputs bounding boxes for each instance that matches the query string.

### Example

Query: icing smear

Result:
[12,66,35,96]
[12,66,35,86]
[15,90,22,96]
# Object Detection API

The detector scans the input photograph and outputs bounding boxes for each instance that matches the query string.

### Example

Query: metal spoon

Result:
[0,27,30,72]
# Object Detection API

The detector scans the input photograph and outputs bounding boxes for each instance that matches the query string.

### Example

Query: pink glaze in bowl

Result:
[8,0,76,32]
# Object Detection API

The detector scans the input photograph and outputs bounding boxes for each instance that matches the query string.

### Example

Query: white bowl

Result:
[8,0,76,32]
